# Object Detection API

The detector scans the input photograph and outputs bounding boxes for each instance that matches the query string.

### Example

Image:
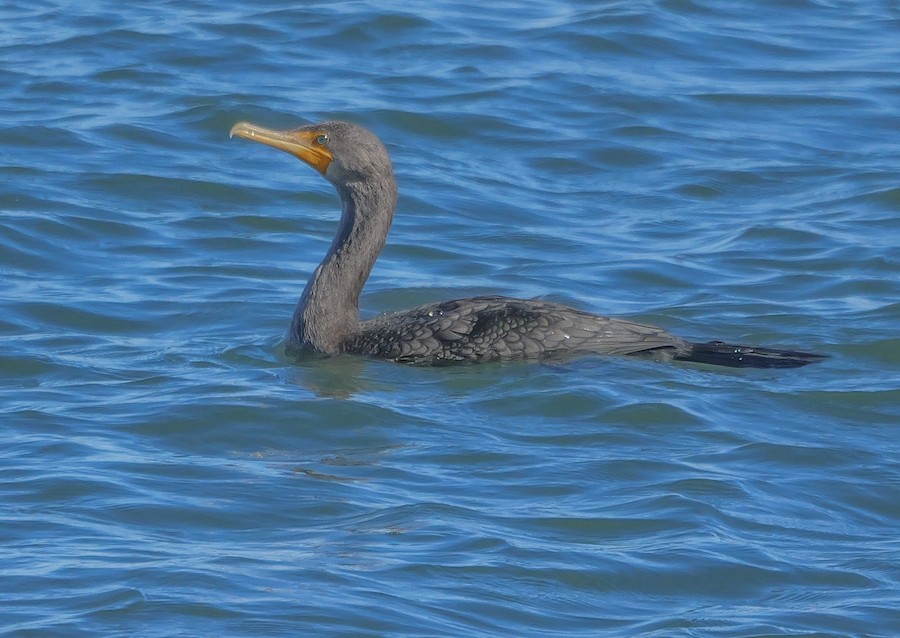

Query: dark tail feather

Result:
[676,340,827,369]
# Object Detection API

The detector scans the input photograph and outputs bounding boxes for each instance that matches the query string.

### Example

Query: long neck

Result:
[290,174,397,352]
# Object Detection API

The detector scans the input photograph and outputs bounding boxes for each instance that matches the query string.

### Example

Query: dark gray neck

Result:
[289,174,397,352]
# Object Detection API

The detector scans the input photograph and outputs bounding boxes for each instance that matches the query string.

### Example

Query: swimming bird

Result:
[229,119,824,368]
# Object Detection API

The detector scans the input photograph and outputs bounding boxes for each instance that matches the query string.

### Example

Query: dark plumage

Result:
[345,295,686,365]
[230,119,825,369]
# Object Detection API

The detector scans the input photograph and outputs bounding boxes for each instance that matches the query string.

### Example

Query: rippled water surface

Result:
[2,1,899,636]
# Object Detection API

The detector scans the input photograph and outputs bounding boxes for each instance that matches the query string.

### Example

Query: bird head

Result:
[230,119,393,187]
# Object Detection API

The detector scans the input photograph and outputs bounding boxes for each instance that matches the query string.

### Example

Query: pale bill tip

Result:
[229,122,252,140]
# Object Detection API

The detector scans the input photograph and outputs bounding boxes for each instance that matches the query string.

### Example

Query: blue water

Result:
[2,1,899,636]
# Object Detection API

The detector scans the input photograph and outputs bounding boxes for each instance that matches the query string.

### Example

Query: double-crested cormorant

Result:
[229,119,824,368]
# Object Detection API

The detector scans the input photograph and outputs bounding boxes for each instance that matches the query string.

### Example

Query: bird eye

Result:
[314,133,328,146]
